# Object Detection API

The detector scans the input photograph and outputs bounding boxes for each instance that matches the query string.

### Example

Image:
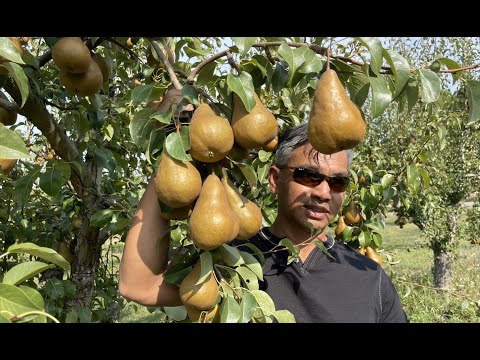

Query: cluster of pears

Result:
[0,37,24,76]
[154,150,263,250]
[357,246,383,266]
[53,37,109,97]
[307,67,366,154]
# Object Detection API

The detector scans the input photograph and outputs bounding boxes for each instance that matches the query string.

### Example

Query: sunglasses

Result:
[282,167,350,192]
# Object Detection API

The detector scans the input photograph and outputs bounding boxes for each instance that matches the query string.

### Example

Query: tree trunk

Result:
[433,249,451,289]
[433,209,457,289]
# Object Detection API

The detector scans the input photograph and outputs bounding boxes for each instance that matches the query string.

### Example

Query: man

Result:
[119,123,408,323]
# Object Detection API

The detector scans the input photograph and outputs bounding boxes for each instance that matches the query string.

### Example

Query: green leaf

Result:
[163,264,192,286]
[381,174,394,189]
[271,62,289,93]
[417,69,441,103]
[277,44,310,86]
[65,310,78,323]
[3,261,54,285]
[368,70,392,118]
[7,243,70,272]
[12,171,39,206]
[129,108,157,149]
[241,243,265,267]
[418,168,430,188]
[163,306,187,321]
[314,240,335,260]
[273,309,296,323]
[407,162,418,191]
[45,279,64,300]
[279,238,299,264]
[239,251,263,281]
[227,72,256,112]
[382,49,410,99]
[2,62,29,107]
[39,168,64,196]
[195,251,213,285]
[0,38,25,64]
[466,80,480,126]
[231,37,258,55]
[0,124,30,159]
[250,289,275,316]
[239,163,257,191]
[0,283,42,320]
[235,265,259,290]
[18,286,46,323]
[131,84,155,104]
[52,159,71,180]
[238,291,257,323]
[77,306,92,323]
[181,84,199,107]
[93,147,117,173]
[90,209,114,228]
[219,244,244,267]
[358,37,383,75]
[184,47,210,57]
[437,57,462,83]
[358,230,371,248]
[196,61,217,87]
[165,126,191,161]
[405,77,419,113]
[219,294,241,323]
[347,72,370,107]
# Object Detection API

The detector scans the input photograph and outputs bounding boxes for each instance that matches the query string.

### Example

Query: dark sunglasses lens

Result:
[293,168,323,187]
[293,168,349,192]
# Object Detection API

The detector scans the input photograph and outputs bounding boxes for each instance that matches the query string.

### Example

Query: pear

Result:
[221,175,262,240]
[231,92,278,149]
[365,246,383,266]
[357,246,366,255]
[59,59,103,97]
[0,159,17,175]
[52,37,91,74]
[335,216,348,239]
[189,103,234,163]
[344,201,361,225]
[189,173,239,250]
[262,135,278,152]
[307,69,366,154]
[179,261,219,310]
[154,151,202,208]
[185,304,219,323]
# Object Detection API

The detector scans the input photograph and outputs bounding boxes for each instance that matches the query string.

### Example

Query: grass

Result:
[381,214,480,323]
[116,213,480,323]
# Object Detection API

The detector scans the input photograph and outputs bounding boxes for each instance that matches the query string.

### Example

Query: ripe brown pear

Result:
[262,135,278,152]
[231,92,278,149]
[221,175,262,240]
[154,151,202,208]
[189,103,234,163]
[0,159,17,175]
[357,246,366,255]
[52,37,92,74]
[189,173,240,250]
[179,261,219,310]
[344,201,361,225]
[185,304,219,323]
[365,246,383,266]
[59,59,103,97]
[92,53,110,83]
[0,92,17,126]
[335,216,348,239]
[307,69,366,154]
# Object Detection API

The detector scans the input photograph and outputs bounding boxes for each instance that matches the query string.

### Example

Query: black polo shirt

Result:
[235,227,409,323]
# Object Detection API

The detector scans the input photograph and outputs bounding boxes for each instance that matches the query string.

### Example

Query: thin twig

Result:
[147,38,182,90]
[226,51,240,73]
[105,37,142,62]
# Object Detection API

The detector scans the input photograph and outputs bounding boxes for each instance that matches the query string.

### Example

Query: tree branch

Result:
[438,63,480,73]
[0,97,20,112]
[187,49,230,84]
[105,37,142,62]
[226,51,241,73]
[147,38,182,90]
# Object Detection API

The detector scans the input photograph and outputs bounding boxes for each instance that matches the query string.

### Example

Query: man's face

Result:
[269,144,349,235]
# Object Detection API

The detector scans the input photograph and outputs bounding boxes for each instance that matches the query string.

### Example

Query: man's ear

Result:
[268,166,281,194]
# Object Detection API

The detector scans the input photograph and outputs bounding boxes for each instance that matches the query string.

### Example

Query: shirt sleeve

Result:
[379,269,409,323]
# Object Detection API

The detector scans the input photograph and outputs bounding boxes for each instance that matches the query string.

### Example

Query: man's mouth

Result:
[304,204,329,219]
